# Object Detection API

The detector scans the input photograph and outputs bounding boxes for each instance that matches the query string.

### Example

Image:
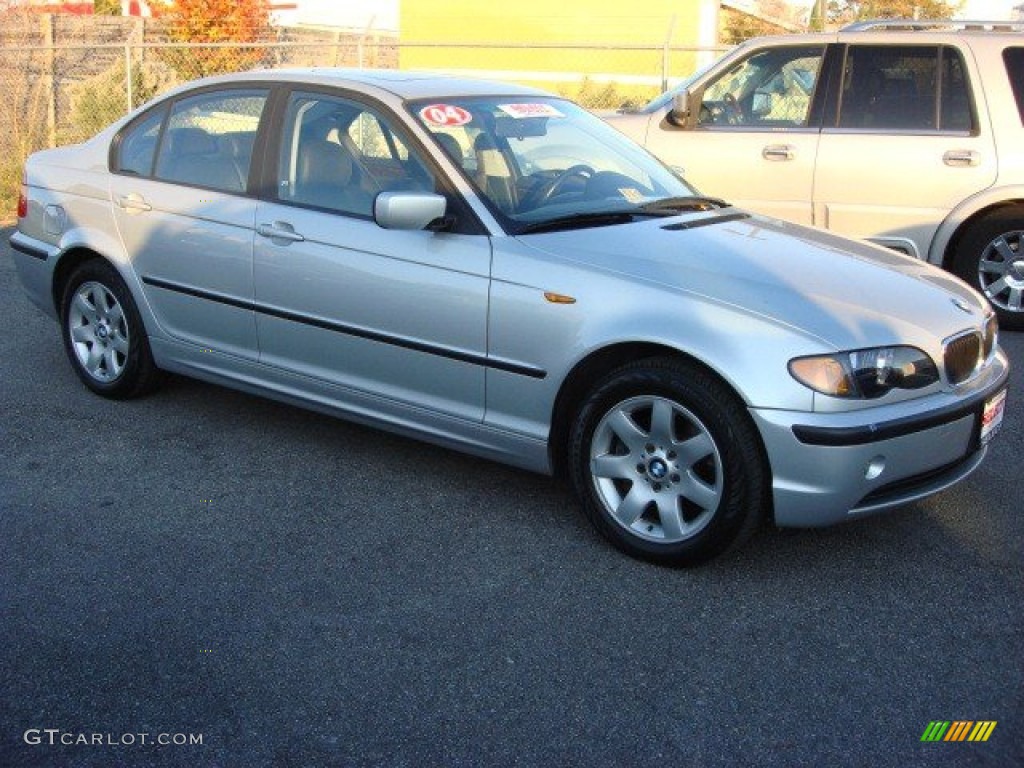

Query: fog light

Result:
[865,456,886,481]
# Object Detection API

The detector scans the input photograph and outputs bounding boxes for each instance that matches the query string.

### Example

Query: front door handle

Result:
[257,222,305,244]
[762,144,795,162]
[116,193,152,212]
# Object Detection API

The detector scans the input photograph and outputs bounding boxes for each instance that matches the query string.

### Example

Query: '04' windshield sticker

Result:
[419,104,473,127]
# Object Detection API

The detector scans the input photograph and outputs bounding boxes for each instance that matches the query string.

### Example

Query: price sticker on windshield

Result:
[498,103,565,119]
[980,388,1007,445]
[419,104,473,127]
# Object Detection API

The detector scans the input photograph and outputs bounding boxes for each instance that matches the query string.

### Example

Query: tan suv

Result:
[605,20,1024,330]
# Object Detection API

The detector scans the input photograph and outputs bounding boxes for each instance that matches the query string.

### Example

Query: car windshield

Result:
[408,96,701,234]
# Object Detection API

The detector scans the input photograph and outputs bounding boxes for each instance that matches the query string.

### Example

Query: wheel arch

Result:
[547,341,765,480]
[51,247,109,315]
[937,198,1024,271]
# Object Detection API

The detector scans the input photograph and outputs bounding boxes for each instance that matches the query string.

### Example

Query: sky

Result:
[956,0,1021,18]
[274,0,400,32]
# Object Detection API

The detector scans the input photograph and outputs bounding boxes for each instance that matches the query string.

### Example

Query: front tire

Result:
[569,358,768,566]
[60,260,160,398]
[952,208,1024,331]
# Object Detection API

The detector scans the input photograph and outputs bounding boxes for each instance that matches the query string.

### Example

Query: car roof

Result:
[166,68,552,102]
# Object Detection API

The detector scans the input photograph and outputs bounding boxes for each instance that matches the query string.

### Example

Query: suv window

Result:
[152,90,267,193]
[1004,47,1024,125]
[699,46,825,128]
[837,45,972,132]
[277,92,435,217]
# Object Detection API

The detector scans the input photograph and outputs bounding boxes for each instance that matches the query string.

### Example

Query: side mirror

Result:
[751,90,772,117]
[669,89,694,127]
[374,191,447,231]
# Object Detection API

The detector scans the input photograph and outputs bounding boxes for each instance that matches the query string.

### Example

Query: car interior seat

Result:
[157,127,246,192]
[294,139,373,216]
[473,133,517,214]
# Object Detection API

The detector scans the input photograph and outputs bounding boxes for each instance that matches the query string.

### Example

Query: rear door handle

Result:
[257,222,305,243]
[116,193,152,212]
[943,150,980,168]
[762,144,795,162]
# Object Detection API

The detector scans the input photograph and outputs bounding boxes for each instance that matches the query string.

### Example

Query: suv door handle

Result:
[943,150,980,168]
[257,222,305,243]
[762,144,795,161]
[116,193,152,212]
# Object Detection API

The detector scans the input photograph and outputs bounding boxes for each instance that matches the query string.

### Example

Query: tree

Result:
[827,0,962,25]
[722,0,809,44]
[93,0,122,14]
[161,0,272,79]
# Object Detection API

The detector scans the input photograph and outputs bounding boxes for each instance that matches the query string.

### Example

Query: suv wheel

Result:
[953,208,1024,331]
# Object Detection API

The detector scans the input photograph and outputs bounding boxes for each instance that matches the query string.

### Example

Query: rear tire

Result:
[569,357,768,566]
[952,208,1024,331]
[60,260,160,399]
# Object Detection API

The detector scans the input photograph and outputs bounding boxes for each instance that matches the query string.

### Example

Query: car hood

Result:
[515,210,988,350]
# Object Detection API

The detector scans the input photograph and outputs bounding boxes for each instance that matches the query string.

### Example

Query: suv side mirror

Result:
[669,89,694,127]
[751,89,772,118]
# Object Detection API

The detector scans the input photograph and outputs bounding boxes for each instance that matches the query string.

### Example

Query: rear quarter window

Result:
[115,107,166,176]
[1004,47,1024,125]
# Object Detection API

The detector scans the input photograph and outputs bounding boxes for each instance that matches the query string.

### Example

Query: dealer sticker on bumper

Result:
[980,388,1007,445]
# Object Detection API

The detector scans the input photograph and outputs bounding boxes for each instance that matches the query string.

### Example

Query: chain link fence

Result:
[0,35,723,219]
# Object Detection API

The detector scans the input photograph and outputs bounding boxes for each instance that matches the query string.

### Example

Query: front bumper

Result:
[751,349,1010,527]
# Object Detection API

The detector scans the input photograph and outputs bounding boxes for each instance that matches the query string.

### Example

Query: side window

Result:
[699,46,824,128]
[1004,47,1024,126]
[940,48,973,132]
[277,92,436,216]
[153,90,267,193]
[838,45,973,132]
[348,112,408,160]
[115,107,166,176]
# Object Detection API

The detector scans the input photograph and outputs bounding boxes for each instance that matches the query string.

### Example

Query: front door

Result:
[252,90,490,421]
[646,44,827,225]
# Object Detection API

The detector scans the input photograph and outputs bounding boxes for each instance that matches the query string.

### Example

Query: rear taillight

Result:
[17,173,27,218]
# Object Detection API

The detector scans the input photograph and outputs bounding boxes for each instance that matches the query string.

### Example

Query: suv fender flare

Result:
[929,184,1024,267]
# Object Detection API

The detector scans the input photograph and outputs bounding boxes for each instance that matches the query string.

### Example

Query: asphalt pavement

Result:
[1,225,1021,767]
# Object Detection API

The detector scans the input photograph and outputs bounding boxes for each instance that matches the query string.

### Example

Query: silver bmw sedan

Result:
[10,69,1009,565]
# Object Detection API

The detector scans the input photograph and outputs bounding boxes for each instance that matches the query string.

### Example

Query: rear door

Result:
[109,88,268,358]
[812,43,997,255]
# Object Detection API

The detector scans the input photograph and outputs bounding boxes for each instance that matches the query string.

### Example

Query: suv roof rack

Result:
[842,18,1024,33]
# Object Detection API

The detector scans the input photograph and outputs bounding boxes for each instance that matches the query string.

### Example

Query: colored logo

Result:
[920,721,997,742]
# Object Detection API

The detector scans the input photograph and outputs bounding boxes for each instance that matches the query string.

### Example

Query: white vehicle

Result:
[605,20,1024,329]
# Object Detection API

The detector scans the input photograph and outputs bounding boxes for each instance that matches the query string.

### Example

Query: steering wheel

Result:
[534,164,595,205]
[722,93,744,124]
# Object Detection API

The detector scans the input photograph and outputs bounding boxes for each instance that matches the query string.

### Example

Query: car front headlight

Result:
[789,346,938,399]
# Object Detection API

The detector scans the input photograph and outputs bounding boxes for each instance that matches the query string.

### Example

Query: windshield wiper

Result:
[518,210,637,234]
[517,197,731,234]
[638,196,729,214]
